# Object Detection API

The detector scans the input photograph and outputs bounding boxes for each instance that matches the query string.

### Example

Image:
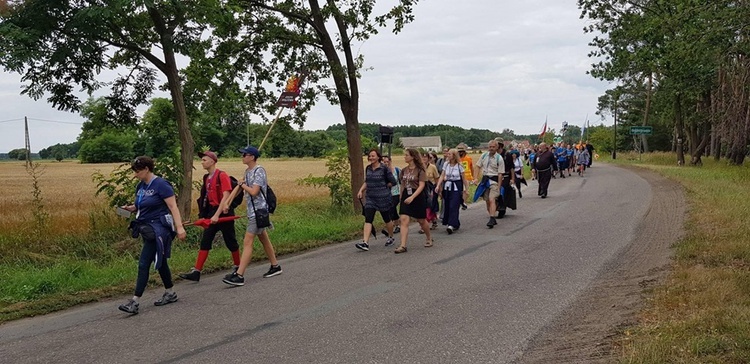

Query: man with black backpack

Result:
[178,151,241,282]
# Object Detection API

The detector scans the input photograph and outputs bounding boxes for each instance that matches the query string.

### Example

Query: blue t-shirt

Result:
[135,177,174,221]
[566,148,574,157]
[556,147,568,162]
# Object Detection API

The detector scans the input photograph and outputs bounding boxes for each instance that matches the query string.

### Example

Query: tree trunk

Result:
[143,4,195,218]
[163,62,195,218]
[675,94,685,165]
[713,134,721,161]
[309,0,364,213]
[641,73,652,153]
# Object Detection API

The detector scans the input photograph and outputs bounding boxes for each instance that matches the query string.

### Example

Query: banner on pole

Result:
[275,70,308,108]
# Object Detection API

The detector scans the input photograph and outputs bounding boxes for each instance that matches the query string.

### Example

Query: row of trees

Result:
[580,0,750,165]
[0,0,420,215]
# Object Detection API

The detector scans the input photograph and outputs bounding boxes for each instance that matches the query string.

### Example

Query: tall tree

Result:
[579,0,750,165]
[233,0,420,212]
[0,0,227,217]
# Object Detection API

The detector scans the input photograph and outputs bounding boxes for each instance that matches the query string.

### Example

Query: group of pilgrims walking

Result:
[116,139,594,315]
[355,139,595,253]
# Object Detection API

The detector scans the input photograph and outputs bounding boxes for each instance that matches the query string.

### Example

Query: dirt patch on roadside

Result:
[516,166,686,363]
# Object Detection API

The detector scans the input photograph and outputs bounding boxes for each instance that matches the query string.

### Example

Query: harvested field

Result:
[0,158,329,235]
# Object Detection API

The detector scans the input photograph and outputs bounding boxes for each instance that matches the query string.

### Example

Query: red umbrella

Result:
[184,215,245,229]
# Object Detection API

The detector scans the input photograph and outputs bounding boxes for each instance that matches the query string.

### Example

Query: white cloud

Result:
[0,0,612,152]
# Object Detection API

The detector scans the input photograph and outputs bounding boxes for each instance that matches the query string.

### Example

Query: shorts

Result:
[363,208,392,224]
[482,183,500,201]
[246,216,268,235]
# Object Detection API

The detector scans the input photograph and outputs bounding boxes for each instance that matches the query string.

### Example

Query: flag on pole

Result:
[539,117,548,139]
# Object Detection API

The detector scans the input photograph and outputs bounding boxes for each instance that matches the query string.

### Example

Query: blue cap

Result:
[238,146,261,158]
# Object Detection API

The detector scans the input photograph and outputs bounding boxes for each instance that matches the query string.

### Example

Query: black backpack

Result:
[249,167,277,214]
[265,185,277,214]
[225,174,244,210]
[200,171,244,213]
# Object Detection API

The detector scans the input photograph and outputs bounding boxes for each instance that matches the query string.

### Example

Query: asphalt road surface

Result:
[0,164,662,363]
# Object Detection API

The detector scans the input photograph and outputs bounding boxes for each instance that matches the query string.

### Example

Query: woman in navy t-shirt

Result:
[118,156,186,315]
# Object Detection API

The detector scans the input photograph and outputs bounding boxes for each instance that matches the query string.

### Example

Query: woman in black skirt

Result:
[395,148,433,253]
[356,149,398,251]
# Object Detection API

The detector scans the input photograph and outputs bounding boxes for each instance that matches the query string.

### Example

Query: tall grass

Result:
[607,152,750,363]
[0,197,362,322]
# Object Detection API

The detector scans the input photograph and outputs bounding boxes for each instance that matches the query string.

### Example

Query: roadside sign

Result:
[630,126,653,135]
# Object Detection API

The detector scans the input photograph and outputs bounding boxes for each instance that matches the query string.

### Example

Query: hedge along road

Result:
[0,163,684,363]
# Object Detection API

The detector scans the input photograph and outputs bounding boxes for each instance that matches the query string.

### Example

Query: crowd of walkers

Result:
[117,139,594,314]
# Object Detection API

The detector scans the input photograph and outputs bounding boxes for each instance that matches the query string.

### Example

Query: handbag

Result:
[254,207,271,228]
[250,188,271,228]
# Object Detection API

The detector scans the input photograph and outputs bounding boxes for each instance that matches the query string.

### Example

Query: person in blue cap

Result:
[222,146,282,286]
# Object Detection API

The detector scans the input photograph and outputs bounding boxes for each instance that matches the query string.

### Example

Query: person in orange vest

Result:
[457,143,473,210]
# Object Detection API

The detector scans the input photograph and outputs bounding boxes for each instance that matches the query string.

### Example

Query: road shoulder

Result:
[517,165,687,363]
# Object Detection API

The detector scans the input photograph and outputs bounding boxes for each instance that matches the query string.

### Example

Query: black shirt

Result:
[534,150,556,170]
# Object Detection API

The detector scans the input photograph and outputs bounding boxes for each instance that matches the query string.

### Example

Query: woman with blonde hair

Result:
[435,149,469,234]
[395,149,433,253]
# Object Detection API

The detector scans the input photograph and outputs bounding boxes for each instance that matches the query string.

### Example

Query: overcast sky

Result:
[0,0,613,153]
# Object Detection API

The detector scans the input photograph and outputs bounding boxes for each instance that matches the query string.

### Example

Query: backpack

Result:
[265,185,277,214]
[201,171,244,212]
[225,174,245,210]
[251,167,277,214]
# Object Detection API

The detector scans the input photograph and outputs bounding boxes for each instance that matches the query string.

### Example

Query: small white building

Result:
[400,136,443,152]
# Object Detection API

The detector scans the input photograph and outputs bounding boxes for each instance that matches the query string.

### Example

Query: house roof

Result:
[400,136,442,148]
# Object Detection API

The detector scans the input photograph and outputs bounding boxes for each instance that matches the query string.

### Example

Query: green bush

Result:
[78,131,137,163]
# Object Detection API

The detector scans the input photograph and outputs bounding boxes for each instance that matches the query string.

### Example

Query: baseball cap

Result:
[238,146,261,158]
[198,151,218,162]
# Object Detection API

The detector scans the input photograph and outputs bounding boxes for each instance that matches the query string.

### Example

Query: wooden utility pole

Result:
[24,116,31,168]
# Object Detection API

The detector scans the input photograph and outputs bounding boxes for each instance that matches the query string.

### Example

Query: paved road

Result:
[0,164,654,363]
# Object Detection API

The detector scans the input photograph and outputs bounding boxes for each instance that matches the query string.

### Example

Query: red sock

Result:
[195,250,210,271]
[231,250,241,266]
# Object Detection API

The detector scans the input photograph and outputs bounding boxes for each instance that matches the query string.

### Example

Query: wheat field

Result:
[0,158,329,235]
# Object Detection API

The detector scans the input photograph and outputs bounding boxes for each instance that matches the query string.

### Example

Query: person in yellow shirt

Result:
[457,144,473,210]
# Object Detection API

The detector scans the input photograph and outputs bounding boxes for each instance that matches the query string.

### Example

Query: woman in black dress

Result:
[395,149,433,253]
[356,149,398,251]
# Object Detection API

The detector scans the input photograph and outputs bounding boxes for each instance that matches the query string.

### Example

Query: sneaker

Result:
[431,221,438,230]
[447,226,454,234]
[393,226,401,234]
[222,272,245,286]
[263,265,282,278]
[178,268,201,282]
[418,229,425,234]
[118,299,139,314]
[355,242,370,251]
[461,203,468,210]
[385,237,395,246]
[487,217,497,228]
[381,228,388,236]
[154,291,178,306]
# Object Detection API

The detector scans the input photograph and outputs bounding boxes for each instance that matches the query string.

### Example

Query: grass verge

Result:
[605,152,750,363]
[0,197,363,323]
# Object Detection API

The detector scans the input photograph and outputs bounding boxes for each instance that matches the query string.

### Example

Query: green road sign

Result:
[630,126,653,135]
